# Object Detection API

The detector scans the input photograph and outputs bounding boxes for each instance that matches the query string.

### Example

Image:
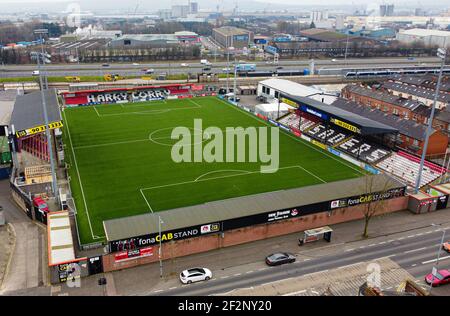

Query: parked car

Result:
[443,241,450,252]
[331,58,337,62]
[33,196,49,214]
[265,252,296,266]
[132,63,140,66]
[276,66,283,70]
[425,269,450,287]
[32,70,40,76]
[181,63,189,67]
[222,67,231,72]
[145,68,155,74]
[102,63,110,67]
[179,268,212,284]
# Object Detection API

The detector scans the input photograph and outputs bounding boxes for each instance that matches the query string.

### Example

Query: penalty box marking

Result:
[139,165,326,213]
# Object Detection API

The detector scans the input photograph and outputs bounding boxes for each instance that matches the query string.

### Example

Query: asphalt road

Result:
[0,57,442,78]
[150,225,450,296]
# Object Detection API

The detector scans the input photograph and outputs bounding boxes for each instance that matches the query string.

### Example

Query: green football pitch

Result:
[62,96,366,245]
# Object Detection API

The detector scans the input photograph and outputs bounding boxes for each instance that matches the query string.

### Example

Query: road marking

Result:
[388,240,395,243]
[422,255,450,265]
[169,287,177,290]
[416,233,423,236]
[234,273,242,276]
[411,264,417,267]
[303,258,311,261]
[359,246,366,249]
[398,237,405,240]
[311,290,319,295]
[221,276,229,279]
[246,271,254,274]
[258,268,267,271]
[367,244,376,247]
[407,235,414,238]
[378,241,386,245]
[345,248,354,252]
[153,290,163,293]
[403,247,427,254]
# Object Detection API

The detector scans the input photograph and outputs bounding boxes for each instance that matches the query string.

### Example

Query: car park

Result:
[179,268,212,284]
[265,252,296,266]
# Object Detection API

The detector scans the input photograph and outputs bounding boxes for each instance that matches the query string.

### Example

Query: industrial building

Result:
[212,26,254,49]
[109,32,199,48]
[396,28,450,48]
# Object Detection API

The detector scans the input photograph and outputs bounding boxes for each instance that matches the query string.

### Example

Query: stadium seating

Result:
[376,151,446,187]
[278,113,318,132]
[338,138,390,164]
[18,134,50,162]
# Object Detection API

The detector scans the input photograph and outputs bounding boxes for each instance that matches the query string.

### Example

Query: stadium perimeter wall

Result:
[101,196,407,272]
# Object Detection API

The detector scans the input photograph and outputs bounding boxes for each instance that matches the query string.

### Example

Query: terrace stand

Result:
[298,226,333,246]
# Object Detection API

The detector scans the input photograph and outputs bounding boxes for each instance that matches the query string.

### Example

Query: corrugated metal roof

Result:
[10,89,61,131]
[103,174,404,242]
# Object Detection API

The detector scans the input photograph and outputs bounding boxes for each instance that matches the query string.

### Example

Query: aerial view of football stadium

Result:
[1,0,450,306]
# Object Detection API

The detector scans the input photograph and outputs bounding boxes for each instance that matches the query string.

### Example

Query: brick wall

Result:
[102,196,408,272]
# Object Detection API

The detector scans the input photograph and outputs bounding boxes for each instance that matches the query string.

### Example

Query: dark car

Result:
[276,66,283,70]
[265,252,296,266]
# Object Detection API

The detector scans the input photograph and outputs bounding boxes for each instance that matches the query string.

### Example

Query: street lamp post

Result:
[344,31,350,63]
[414,48,447,194]
[233,57,237,102]
[158,215,164,278]
[428,229,446,295]
[34,28,58,198]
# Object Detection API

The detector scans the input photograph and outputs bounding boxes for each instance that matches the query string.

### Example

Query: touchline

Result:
[171,119,280,173]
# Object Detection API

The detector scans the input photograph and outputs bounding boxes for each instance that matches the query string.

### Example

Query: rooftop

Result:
[213,26,251,36]
[382,81,450,104]
[398,28,450,37]
[344,84,424,111]
[10,89,61,133]
[259,78,337,105]
[103,174,404,242]
[332,98,432,141]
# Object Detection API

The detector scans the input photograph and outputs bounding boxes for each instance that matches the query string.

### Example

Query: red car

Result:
[33,196,49,214]
[425,269,450,287]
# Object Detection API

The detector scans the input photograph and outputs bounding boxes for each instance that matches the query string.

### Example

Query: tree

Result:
[360,175,397,238]
[309,21,316,29]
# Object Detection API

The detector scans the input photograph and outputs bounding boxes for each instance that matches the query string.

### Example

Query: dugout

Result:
[102,174,407,272]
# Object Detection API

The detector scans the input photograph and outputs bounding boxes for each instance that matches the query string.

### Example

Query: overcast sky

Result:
[0,0,447,12]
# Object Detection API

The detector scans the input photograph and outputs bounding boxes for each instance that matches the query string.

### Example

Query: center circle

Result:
[148,127,211,147]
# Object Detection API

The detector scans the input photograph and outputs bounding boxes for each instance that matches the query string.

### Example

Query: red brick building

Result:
[342,84,450,133]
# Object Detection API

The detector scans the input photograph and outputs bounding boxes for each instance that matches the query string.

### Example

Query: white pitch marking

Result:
[216,98,366,176]
[62,110,103,240]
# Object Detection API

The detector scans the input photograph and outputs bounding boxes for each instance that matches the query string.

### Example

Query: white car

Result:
[331,59,337,62]
[181,63,189,67]
[132,63,140,66]
[179,267,212,284]
[32,70,40,76]
[222,67,231,72]
[145,68,155,74]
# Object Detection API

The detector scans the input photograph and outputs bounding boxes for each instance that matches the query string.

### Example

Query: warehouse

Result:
[396,28,450,48]
[108,31,199,48]
[212,26,254,49]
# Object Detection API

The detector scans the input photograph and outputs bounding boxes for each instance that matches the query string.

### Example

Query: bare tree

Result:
[361,175,396,238]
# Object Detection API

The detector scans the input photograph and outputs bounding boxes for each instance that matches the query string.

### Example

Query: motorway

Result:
[0,57,442,78]
[148,224,450,296]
